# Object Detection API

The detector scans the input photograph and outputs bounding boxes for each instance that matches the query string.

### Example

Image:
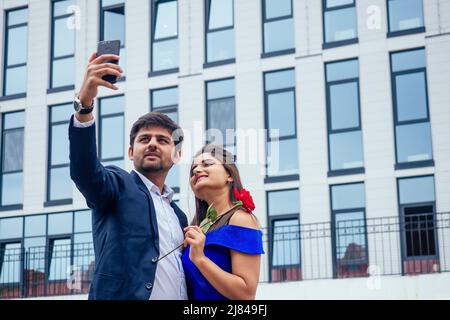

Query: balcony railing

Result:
[1,212,449,299]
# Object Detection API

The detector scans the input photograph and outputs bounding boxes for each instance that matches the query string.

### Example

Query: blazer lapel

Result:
[170,202,188,230]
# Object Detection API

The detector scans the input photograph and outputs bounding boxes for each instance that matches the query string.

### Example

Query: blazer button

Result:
[151,257,158,263]
[145,282,153,290]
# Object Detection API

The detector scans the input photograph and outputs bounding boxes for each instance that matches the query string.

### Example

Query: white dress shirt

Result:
[73,115,188,300]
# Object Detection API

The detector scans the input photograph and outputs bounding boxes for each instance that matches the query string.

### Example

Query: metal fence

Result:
[1,212,449,299]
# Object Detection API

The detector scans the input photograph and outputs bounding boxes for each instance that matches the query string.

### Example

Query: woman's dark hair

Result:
[190,145,244,230]
[129,112,183,149]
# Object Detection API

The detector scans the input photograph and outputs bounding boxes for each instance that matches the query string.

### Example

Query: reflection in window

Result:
[48,238,71,281]
[205,0,235,64]
[388,0,424,34]
[99,95,125,168]
[151,87,179,191]
[3,7,28,96]
[390,49,432,165]
[262,0,294,54]
[325,59,364,172]
[50,0,75,89]
[0,243,22,284]
[1,111,25,207]
[331,183,367,278]
[48,104,73,202]
[322,0,357,46]
[264,69,298,178]
[152,0,178,73]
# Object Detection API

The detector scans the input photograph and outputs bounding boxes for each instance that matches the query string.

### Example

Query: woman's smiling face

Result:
[190,153,231,197]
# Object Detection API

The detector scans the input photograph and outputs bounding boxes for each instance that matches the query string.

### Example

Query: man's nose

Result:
[146,136,158,149]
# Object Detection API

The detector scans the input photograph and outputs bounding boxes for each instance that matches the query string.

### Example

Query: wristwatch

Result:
[74,95,94,114]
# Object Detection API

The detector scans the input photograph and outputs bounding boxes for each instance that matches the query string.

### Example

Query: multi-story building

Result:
[0,0,449,299]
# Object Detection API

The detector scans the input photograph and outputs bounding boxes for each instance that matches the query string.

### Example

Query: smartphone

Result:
[97,40,121,84]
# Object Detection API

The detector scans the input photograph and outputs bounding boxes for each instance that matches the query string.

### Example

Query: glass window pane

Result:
[0,217,23,240]
[268,91,296,138]
[53,17,75,57]
[265,69,295,91]
[268,189,299,216]
[329,131,364,170]
[3,129,24,172]
[207,98,235,146]
[267,138,298,176]
[102,0,124,6]
[207,79,234,99]
[48,212,73,235]
[264,18,294,53]
[155,0,178,39]
[272,219,300,266]
[49,238,71,280]
[100,96,124,116]
[0,243,21,283]
[1,173,23,206]
[103,6,125,44]
[391,49,425,72]
[209,0,233,29]
[52,57,75,88]
[324,7,357,43]
[4,112,25,130]
[395,72,427,122]
[399,176,435,204]
[396,122,432,163]
[166,164,179,190]
[163,110,178,123]
[152,38,178,71]
[8,8,28,25]
[207,29,235,63]
[329,82,360,130]
[7,26,27,65]
[49,167,72,201]
[25,215,46,237]
[24,237,46,251]
[326,60,358,82]
[5,66,27,96]
[101,116,124,159]
[388,0,424,32]
[331,183,365,210]
[326,0,354,8]
[265,0,292,19]
[54,0,76,17]
[152,87,178,108]
[74,233,93,244]
[335,211,366,262]
[51,124,70,166]
[51,104,73,123]
[75,210,92,233]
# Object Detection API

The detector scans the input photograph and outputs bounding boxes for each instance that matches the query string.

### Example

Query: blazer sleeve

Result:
[68,115,120,210]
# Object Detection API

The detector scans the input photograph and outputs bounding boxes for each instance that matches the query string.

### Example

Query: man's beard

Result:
[139,157,165,173]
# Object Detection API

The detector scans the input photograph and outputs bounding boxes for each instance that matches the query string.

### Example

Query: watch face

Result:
[74,100,81,112]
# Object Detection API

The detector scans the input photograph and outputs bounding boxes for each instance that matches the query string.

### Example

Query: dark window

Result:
[330,183,368,278]
[2,7,28,96]
[99,95,125,168]
[151,87,179,192]
[325,59,364,173]
[48,104,73,203]
[264,69,298,178]
[205,0,235,64]
[387,0,424,34]
[262,0,294,55]
[151,0,178,73]
[50,0,76,89]
[1,111,25,207]
[322,0,357,47]
[390,49,433,167]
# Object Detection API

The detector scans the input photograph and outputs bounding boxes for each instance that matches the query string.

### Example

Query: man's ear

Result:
[128,145,134,161]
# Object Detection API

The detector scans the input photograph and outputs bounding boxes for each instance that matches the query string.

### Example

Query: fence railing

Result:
[1,213,449,299]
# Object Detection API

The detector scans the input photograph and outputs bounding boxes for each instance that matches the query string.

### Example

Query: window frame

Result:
[386,0,425,38]
[321,0,358,49]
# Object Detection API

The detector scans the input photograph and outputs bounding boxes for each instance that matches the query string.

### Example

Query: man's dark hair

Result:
[129,112,184,148]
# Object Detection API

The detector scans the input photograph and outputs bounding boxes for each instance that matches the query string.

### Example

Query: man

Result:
[69,52,188,300]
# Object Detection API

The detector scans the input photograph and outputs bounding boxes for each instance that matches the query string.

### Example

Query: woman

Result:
[181,145,264,300]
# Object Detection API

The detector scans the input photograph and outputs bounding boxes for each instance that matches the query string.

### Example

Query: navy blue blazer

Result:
[68,116,188,300]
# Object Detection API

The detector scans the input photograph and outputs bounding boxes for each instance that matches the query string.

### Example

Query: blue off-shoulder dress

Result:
[181,225,264,300]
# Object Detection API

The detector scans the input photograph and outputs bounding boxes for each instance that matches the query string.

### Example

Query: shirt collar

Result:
[133,169,174,202]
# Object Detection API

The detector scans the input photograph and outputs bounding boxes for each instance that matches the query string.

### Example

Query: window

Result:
[100,0,126,78]
[322,0,357,48]
[151,0,178,74]
[267,189,301,282]
[47,104,73,205]
[390,49,433,169]
[99,95,125,168]
[264,69,298,181]
[262,0,294,56]
[398,176,438,274]
[205,78,236,153]
[205,0,235,65]
[325,59,364,175]
[151,87,179,192]
[0,242,22,285]
[1,111,25,208]
[387,0,424,36]
[49,0,76,90]
[2,7,28,97]
[330,183,368,278]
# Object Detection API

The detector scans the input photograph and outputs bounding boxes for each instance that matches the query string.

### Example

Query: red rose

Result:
[233,187,256,213]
